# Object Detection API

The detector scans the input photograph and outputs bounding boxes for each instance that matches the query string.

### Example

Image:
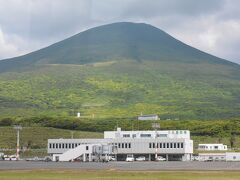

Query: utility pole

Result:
[152,122,160,160]
[13,125,22,160]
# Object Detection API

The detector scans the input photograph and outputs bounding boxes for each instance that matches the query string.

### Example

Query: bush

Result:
[0,118,14,126]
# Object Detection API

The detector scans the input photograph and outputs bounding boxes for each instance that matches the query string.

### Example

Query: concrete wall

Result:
[226,152,240,161]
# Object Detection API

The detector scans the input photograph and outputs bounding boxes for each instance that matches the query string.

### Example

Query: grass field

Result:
[0,170,239,180]
[0,126,103,149]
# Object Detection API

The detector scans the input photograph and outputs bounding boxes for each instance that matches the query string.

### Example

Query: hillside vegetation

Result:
[0,60,240,120]
[0,22,239,119]
[0,126,103,149]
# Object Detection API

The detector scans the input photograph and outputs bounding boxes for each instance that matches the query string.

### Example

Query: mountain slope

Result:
[0,22,237,72]
[0,22,240,120]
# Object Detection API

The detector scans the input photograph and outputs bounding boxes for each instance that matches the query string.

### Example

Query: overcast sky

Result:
[0,0,240,64]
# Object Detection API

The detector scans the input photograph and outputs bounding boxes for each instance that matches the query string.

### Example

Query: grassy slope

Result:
[0,126,103,149]
[0,170,240,180]
[0,60,240,120]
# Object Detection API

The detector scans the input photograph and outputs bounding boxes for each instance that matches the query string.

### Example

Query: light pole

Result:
[152,122,160,160]
[13,125,22,160]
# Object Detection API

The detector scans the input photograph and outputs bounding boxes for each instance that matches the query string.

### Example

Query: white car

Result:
[9,156,17,161]
[136,156,146,161]
[3,155,17,161]
[126,155,134,162]
[109,156,116,161]
[192,156,199,161]
[3,155,10,161]
[156,156,166,161]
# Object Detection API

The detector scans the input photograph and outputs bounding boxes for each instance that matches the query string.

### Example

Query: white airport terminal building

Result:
[48,128,193,162]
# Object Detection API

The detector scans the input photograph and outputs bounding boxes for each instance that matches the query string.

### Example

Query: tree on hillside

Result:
[230,134,237,149]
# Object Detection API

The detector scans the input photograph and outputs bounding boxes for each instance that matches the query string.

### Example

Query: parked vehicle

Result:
[99,155,110,162]
[3,155,17,161]
[109,156,116,161]
[126,154,134,162]
[204,159,213,162]
[3,155,10,161]
[0,152,4,160]
[136,156,146,161]
[156,156,166,161]
[44,156,52,162]
[192,156,199,161]
[9,155,17,161]
[26,156,40,161]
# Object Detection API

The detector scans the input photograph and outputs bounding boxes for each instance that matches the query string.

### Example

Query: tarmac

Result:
[0,161,240,171]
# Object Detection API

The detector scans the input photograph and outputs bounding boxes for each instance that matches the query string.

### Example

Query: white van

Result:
[126,154,134,162]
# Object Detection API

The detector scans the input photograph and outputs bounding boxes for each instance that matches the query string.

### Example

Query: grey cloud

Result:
[121,0,225,18]
[0,0,95,41]
[0,0,239,63]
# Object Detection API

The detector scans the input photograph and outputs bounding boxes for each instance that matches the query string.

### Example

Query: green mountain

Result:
[0,22,240,120]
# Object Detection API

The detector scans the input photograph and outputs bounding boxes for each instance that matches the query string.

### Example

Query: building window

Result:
[160,143,162,148]
[163,143,166,148]
[167,143,169,148]
[157,143,159,148]
[174,143,176,148]
[181,143,184,148]
[233,156,236,159]
[177,143,180,148]
[86,146,89,150]
[59,143,61,149]
[118,143,121,148]
[149,143,152,148]
[69,144,71,149]
[49,143,52,149]
[170,143,173,148]
[122,143,124,148]
[152,143,155,148]
[125,143,128,148]
[53,143,55,149]
[128,143,131,148]
[132,134,136,138]
[157,134,167,137]
[140,134,151,138]
[123,134,130,138]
